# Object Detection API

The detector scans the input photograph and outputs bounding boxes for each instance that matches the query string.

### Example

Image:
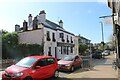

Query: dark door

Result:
[48,47,51,56]
[67,47,69,55]
[55,47,57,58]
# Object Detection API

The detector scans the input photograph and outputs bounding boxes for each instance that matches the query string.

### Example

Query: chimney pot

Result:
[59,20,63,27]
[15,24,20,32]
[29,14,32,17]
[59,20,63,23]
[39,10,46,15]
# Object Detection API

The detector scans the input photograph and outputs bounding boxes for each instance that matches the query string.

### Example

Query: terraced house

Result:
[15,10,78,59]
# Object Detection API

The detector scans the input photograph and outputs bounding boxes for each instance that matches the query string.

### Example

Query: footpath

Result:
[65,53,118,80]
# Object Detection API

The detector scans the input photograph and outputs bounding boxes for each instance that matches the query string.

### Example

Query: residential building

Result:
[76,35,91,54]
[15,10,77,59]
[77,35,91,45]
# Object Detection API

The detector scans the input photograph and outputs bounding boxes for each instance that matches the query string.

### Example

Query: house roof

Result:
[80,36,91,41]
[44,19,75,36]
[19,17,75,36]
[46,19,63,29]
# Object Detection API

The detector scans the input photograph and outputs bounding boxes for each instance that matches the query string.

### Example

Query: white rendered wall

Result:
[18,29,44,45]
[43,27,57,57]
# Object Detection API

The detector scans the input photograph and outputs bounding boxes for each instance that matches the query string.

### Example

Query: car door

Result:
[74,56,81,68]
[31,59,48,79]
[46,58,56,77]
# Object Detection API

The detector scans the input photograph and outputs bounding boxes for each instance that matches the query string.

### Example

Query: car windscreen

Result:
[15,57,38,68]
[61,56,74,61]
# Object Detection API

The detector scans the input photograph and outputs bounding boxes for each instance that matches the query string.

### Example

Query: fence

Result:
[81,55,92,69]
[0,59,16,70]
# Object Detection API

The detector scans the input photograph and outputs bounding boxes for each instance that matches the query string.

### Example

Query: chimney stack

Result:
[33,17,38,30]
[59,20,63,27]
[15,24,20,32]
[23,20,28,31]
[37,10,46,22]
[28,14,32,27]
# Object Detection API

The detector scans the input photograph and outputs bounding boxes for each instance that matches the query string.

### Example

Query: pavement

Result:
[65,65,118,78]
[65,53,118,80]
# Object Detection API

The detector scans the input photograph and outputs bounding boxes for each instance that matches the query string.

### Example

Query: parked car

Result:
[2,56,59,80]
[102,50,110,56]
[58,55,82,72]
[92,51,102,59]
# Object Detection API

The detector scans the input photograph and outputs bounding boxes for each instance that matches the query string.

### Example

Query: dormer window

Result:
[46,31,51,41]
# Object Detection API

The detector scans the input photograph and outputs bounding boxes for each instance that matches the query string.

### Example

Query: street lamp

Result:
[99,22,105,51]
[99,15,112,51]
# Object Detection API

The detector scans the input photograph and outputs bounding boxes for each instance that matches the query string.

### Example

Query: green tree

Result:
[2,30,8,34]
[79,44,88,56]
[2,31,18,59]
[2,32,18,47]
[107,34,116,51]
[2,30,44,59]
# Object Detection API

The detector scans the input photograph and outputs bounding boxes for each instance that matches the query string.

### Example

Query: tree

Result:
[79,44,88,56]
[2,32,18,47]
[2,30,44,59]
[2,31,19,59]
[107,34,116,51]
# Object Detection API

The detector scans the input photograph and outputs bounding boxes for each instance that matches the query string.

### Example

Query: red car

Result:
[2,56,59,80]
[58,55,82,72]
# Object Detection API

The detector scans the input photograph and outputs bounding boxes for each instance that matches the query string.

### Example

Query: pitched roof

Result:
[44,19,74,36]
[19,17,75,36]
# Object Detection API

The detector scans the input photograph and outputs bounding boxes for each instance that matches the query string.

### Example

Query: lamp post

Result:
[99,15,112,51]
[100,22,104,51]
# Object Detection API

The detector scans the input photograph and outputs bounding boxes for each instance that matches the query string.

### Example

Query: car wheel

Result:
[24,76,33,80]
[53,70,59,78]
[70,66,74,72]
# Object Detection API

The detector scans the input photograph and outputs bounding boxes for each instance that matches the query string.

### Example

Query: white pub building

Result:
[15,10,78,59]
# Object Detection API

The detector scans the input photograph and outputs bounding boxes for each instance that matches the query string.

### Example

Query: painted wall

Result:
[18,29,44,45]
[43,27,57,57]
[74,36,79,55]
[56,29,75,59]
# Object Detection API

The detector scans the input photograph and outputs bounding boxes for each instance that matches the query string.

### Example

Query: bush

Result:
[17,44,44,57]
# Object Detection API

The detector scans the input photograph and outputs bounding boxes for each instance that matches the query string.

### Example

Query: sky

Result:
[0,1,113,43]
